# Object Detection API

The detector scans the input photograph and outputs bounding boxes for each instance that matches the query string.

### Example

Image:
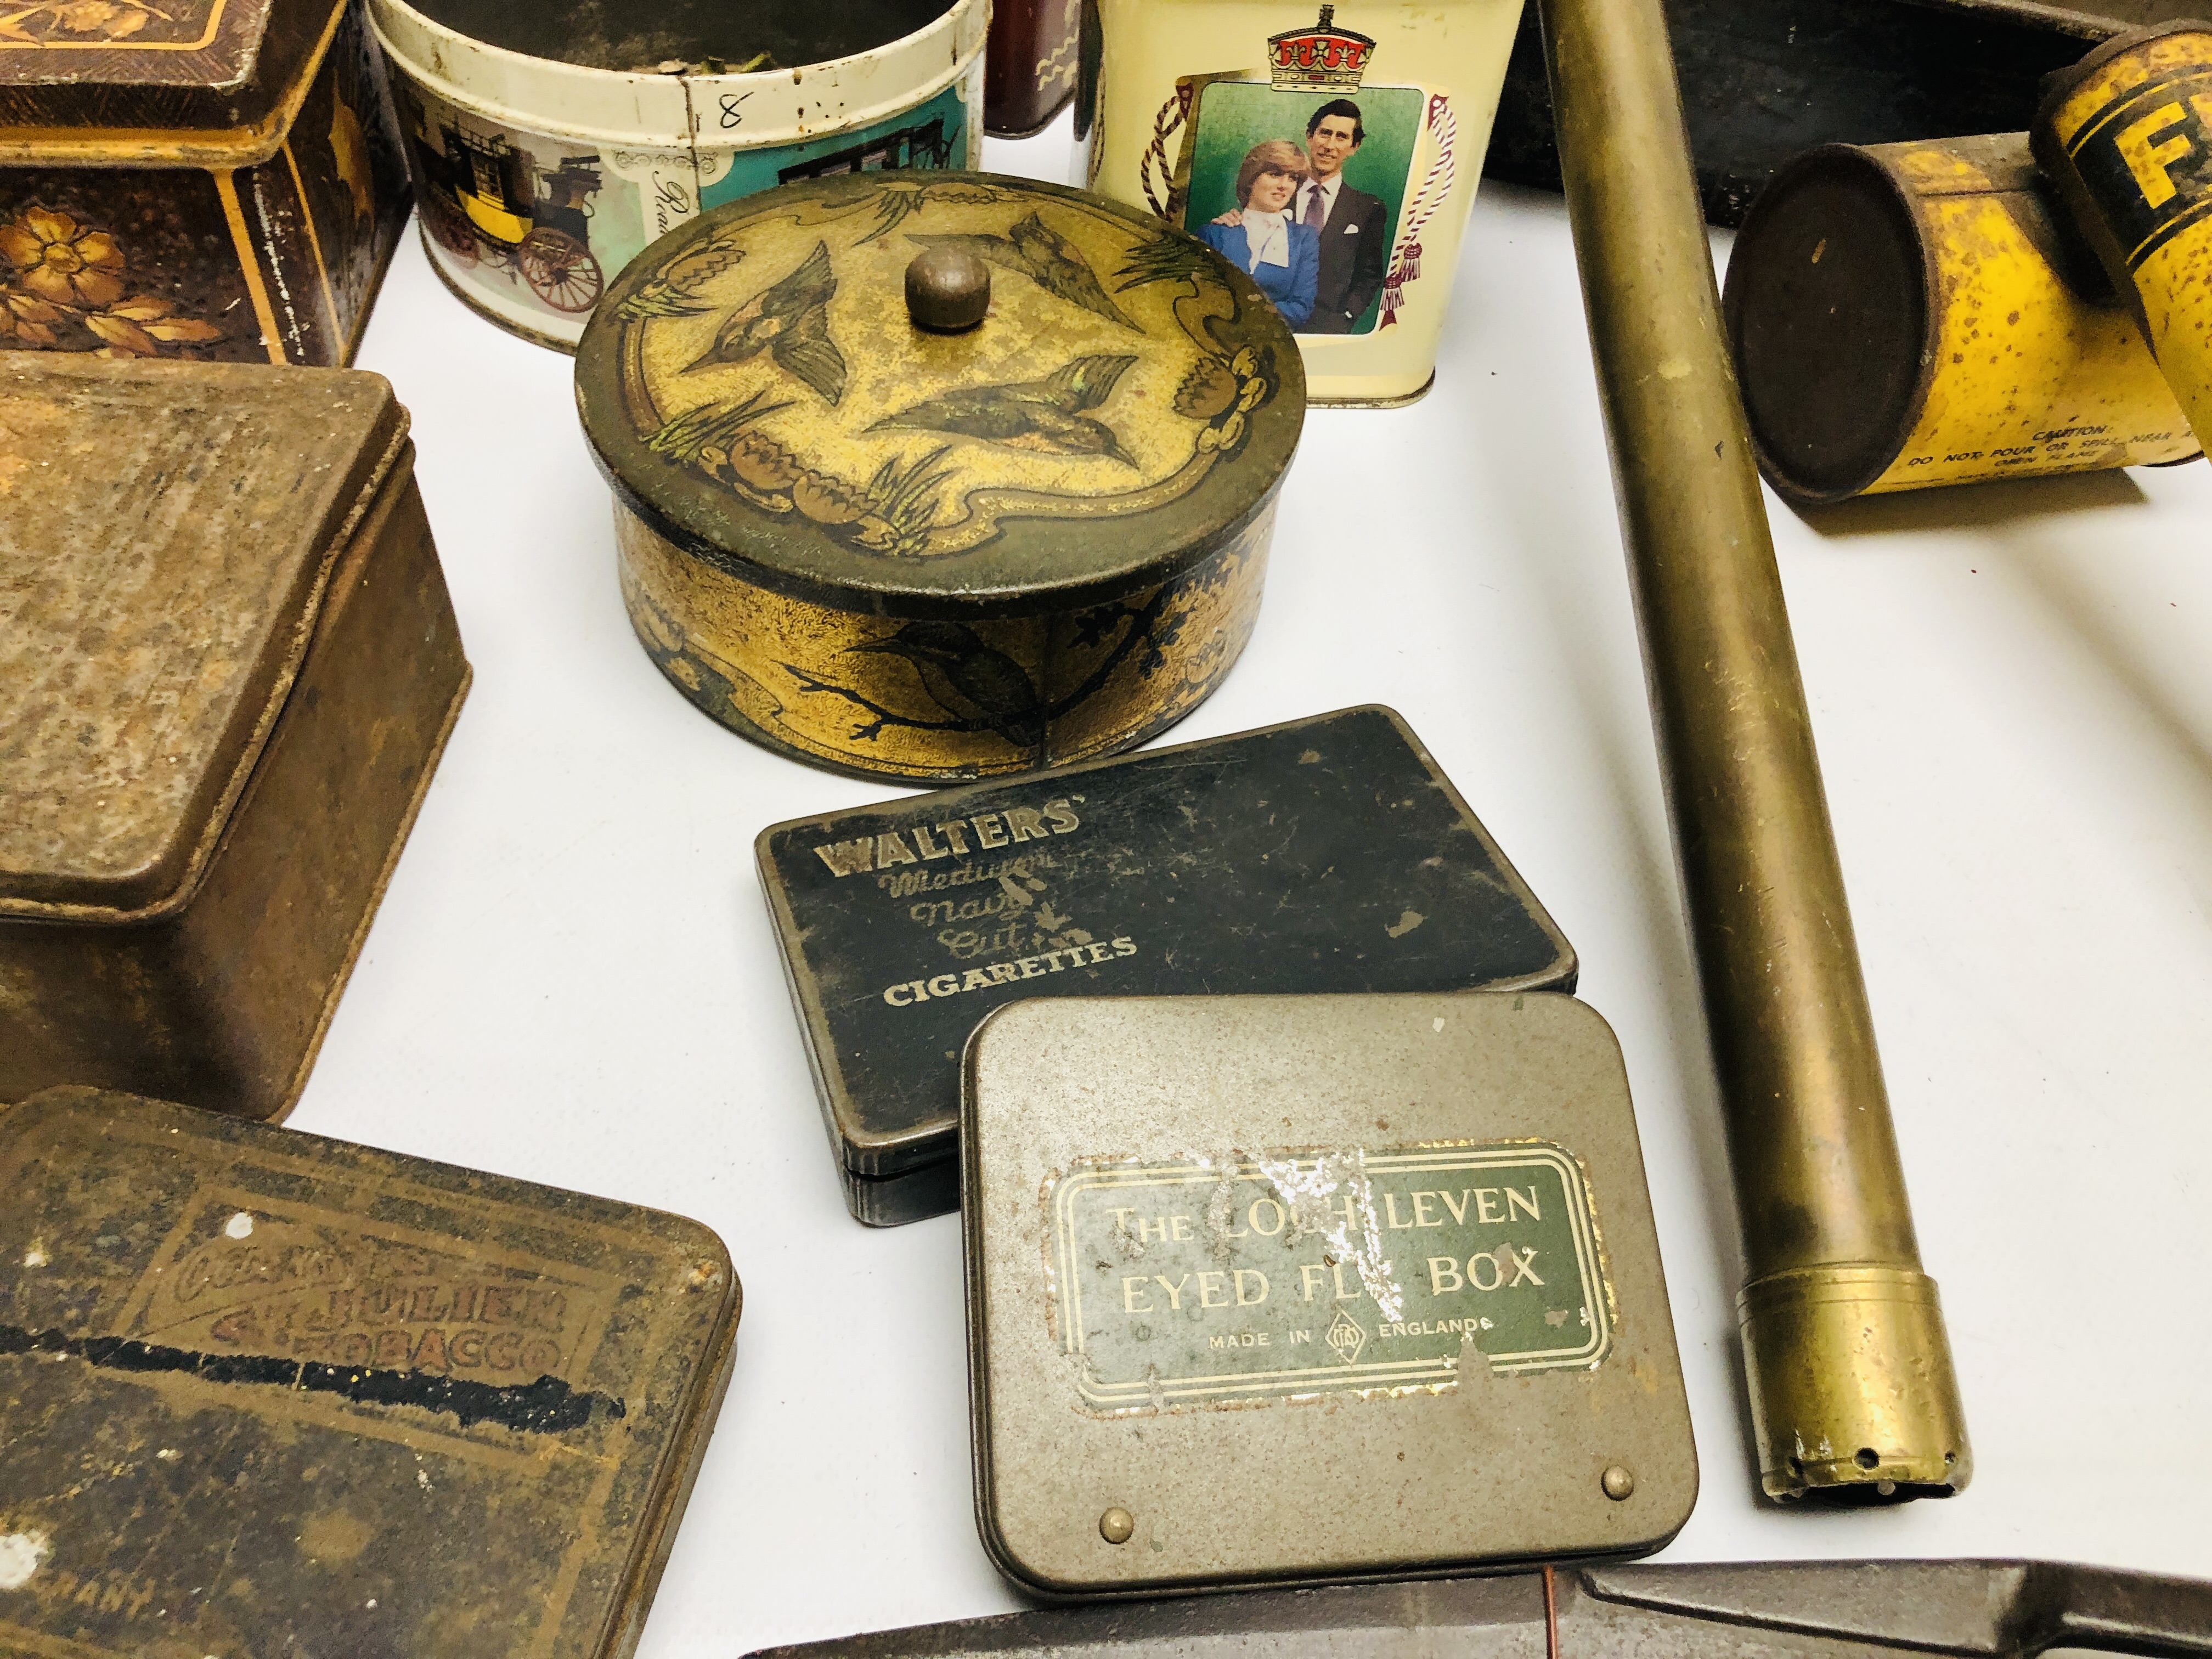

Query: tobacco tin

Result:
[575,170,1303,782]
[962,990,1695,1599]
[0,356,471,1120]
[757,706,1575,1225]
[0,0,413,367]
[0,1086,740,1659]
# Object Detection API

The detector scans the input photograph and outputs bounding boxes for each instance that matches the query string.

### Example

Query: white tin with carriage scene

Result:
[368,0,988,349]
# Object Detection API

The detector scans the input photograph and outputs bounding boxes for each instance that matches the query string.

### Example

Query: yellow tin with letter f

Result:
[2037,22,2212,447]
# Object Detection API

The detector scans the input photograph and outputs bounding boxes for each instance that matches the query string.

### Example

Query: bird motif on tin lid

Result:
[870,354,1139,466]
[618,225,749,321]
[686,240,847,404]
[851,177,1013,246]
[907,211,1139,331]
[847,621,1045,750]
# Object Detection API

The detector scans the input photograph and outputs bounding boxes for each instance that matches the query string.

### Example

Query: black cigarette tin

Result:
[757,706,1576,1225]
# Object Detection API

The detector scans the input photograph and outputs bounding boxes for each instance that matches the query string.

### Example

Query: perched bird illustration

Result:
[849,622,1046,749]
[685,240,847,403]
[909,211,1137,330]
[617,228,747,321]
[869,354,1139,466]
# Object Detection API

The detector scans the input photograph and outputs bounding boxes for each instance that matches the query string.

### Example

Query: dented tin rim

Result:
[1724,143,1941,505]
[367,0,986,152]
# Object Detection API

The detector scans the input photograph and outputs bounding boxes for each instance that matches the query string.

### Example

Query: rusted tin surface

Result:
[1725,133,2199,504]
[0,0,411,366]
[1084,0,1523,405]
[0,357,470,1121]
[986,0,1080,137]
[962,990,1695,1598]
[370,0,987,351]
[2036,22,2212,450]
[576,171,1303,782]
[0,1086,741,1659]
[1482,0,2195,227]
[759,706,1576,1225]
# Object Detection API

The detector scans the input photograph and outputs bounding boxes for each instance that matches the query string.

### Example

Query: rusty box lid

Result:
[0,1086,741,1659]
[0,0,351,160]
[962,991,1696,1599]
[575,171,1303,619]
[0,356,407,923]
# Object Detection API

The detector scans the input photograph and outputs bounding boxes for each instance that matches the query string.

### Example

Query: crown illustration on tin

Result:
[1267,4,1376,91]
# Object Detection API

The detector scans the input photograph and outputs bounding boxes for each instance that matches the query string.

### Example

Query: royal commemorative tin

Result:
[576,171,1303,781]
[1083,0,1522,404]
[963,990,1696,1598]
[1726,133,2199,503]
[370,0,987,351]
[0,357,470,1121]
[2036,23,2212,451]
[758,706,1576,1225]
[0,1086,741,1659]
[0,0,411,366]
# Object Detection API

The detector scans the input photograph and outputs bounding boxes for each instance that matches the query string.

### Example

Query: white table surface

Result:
[328,110,2212,1654]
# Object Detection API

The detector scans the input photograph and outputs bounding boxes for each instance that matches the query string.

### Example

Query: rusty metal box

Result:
[962,991,1696,1599]
[0,0,411,366]
[757,706,1576,1226]
[0,356,470,1120]
[0,1086,741,1659]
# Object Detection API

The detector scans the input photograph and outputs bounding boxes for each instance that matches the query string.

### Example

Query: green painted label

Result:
[1048,1142,1610,1412]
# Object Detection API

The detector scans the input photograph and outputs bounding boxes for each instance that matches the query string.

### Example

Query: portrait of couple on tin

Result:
[1187,88,1417,335]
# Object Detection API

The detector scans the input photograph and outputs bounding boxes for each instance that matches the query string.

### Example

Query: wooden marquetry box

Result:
[0,0,410,366]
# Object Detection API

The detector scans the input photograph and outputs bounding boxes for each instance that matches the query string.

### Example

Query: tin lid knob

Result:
[905,248,990,332]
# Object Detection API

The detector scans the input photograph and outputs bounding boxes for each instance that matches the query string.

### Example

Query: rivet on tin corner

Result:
[1601,1464,1635,1500]
[1098,1506,1135,1544]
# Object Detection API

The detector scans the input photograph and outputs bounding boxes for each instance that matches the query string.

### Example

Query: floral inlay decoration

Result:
[0,206,223,356]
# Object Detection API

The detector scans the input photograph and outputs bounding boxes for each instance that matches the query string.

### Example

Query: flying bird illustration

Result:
[852,176,1011,245]
[685,240,847,403]
[868,354,1139,466]
[849,621,1046,750]
[909,211,1138,330]
[617,228,748,320]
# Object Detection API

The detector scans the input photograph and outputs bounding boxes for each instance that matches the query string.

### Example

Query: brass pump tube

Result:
[1537,0,1971,1501]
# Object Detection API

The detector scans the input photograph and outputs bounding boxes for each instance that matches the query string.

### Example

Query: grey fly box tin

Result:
[756,706,1575,1226]
[961,991,1695,1599]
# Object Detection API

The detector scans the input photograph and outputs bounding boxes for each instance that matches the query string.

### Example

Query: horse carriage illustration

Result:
[412,116,606,314]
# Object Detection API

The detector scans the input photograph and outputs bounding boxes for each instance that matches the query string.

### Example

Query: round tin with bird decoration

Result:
[574,170,1304,781]
[367,0,987,351]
